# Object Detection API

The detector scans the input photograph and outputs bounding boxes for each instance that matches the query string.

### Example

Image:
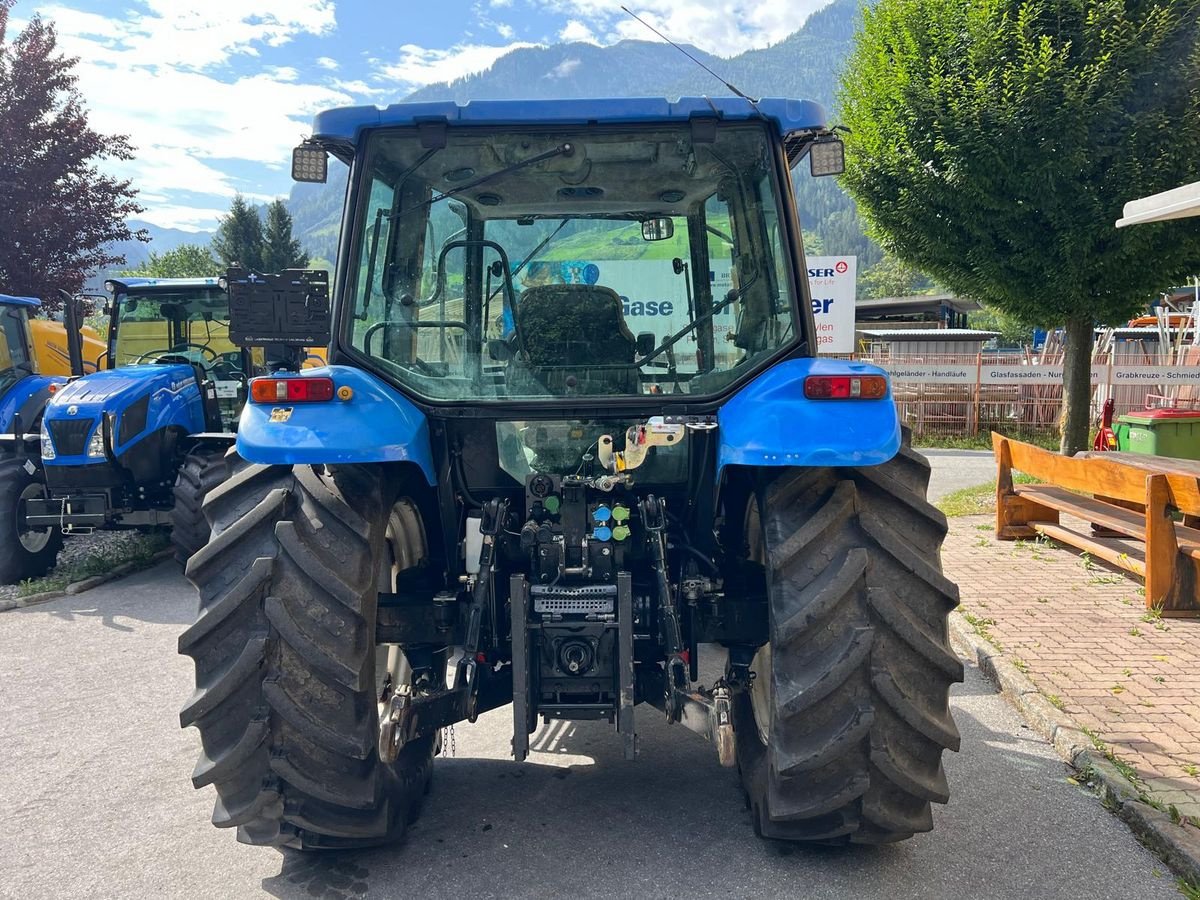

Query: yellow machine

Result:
[28,319,105,376]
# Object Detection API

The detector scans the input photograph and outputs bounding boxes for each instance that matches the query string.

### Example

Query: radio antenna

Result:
[619,6,759,104]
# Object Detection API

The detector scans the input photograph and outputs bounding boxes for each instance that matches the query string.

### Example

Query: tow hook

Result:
[378,684,411,763]
[668,679,737,768]
[712,684,735,768]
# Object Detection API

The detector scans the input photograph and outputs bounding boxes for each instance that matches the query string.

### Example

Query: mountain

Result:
[108,219,215,270]
[284,0,878,270]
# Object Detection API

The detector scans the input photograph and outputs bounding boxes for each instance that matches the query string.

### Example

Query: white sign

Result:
[877,363,975,383]
[1112,366,1200,385]
[979,365,1109,385]
[874,363,1200,386]
[807,256,857,354]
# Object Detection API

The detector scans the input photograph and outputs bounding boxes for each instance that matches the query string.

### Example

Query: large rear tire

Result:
[179,462,436,849]
[0,454,63,585]
[733,437,963,844]
[170,448,237,565]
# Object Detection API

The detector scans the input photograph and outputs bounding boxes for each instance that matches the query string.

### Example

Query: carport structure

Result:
[1117,181,1200,226]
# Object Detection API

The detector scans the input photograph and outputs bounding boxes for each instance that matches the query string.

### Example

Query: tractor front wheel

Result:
[0,454,63,585]
[171,448,239,565]
[734,439,963,843]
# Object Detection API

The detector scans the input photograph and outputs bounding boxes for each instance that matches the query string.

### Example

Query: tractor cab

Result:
[330,101,832,404]
[104,277,248,419]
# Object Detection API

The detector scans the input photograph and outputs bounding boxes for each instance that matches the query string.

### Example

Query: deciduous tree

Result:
[0,0,144,310]
[840,0,1200,453]
[124,244,219,278]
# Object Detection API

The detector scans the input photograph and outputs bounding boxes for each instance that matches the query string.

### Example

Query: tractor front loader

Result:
[179,97,962,850]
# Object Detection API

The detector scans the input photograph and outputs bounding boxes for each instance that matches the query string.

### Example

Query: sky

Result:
[9,0,833,234]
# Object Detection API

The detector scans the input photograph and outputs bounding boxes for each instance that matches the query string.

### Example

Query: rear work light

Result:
[804,375,888,400]
[250,376,335,403]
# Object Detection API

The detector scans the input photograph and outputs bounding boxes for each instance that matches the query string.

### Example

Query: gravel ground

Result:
[0,530,164,603]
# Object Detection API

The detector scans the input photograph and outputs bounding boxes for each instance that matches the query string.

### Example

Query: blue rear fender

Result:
[717,358,901,473]
[236,366,437,485]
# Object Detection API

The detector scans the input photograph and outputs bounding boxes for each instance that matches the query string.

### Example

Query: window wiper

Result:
[639,271,760,367]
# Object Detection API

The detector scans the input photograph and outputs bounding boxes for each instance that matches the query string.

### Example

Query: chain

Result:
[441,724,456,758]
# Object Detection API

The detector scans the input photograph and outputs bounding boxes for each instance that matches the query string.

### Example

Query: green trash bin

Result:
[1115,408,1200,460]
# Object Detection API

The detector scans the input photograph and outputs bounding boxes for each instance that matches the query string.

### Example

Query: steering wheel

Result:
[135,343,218,365]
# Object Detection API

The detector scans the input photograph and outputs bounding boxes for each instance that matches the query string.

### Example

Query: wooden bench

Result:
[993,433,1200,615]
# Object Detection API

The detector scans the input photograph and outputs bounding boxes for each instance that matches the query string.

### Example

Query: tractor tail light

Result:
[250,376,335,403]
[803,375,888,400]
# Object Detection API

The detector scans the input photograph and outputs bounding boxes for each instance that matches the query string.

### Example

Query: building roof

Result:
[1116,181,1200,227]
[312,97,826,145]
[0,294,40,308]
[1104,327,1196,338]
[859,328,998,341]
[856,295,979,314]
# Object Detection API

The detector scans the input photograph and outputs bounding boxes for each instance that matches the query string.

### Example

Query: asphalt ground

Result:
[0,453,1182,900]
[921,448,996,502]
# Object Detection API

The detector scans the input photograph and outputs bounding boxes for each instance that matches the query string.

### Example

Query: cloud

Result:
[558,19,596,43]
[134,203,232,232]
[545,57,581,79]
[380,41,539,88]
[495,22,514,39]
[315,56,339,70]
[24,3,354,231]
[36,0,336,69]
[545,0,833,55]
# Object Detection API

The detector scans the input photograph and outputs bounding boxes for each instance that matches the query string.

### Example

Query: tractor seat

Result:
[507,283,640,395]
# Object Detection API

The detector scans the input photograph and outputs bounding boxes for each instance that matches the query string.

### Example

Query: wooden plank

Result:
[1017,486,1143,537]
[995,435,1015,538]
[992,432,1148,505]
[1079,451,1200,517]
[1146,474,1192,612]
[1032,523,1146,576]
[1081,451,1200,478]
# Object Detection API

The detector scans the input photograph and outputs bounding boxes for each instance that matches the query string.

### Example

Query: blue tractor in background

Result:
[180,98,961,851]
[0,293,79,583]
[31,277,247,567]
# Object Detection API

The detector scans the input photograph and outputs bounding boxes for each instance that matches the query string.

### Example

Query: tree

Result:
[839,0,1200,453]
[261,200,309,272]
[858,252,934,300]
[0,0,144,310]
[123,244,219,278]
[212,195,263,270]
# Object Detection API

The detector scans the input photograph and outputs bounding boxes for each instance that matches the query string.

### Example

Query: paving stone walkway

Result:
[943,513,1200,818]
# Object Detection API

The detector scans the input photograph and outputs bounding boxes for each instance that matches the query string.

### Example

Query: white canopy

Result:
[1116,181,1200,227]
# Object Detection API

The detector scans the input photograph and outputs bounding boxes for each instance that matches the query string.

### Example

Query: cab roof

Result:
[312,96,826,146]
[0,294,40,308]
[107,277,221,293]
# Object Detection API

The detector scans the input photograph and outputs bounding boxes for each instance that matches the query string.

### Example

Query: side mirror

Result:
[636,332,656,357]
[641,218,674,242]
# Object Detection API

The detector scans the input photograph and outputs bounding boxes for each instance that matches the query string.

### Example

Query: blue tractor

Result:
[0,293,77,583]
[180,98,962,850]
[32,277,245,565]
